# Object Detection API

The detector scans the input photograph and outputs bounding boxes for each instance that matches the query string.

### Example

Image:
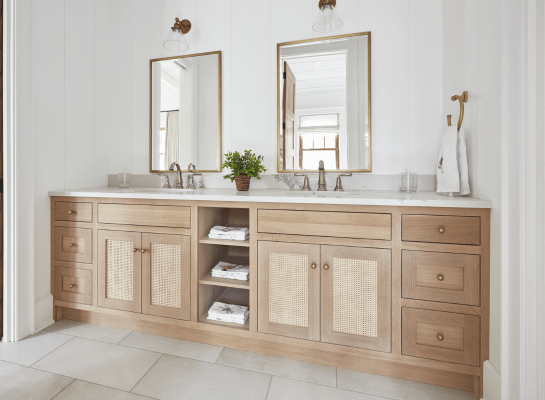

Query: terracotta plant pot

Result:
[235,175,251,191]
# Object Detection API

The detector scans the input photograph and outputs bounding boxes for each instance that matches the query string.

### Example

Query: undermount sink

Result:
[123,188,195,194]
[284,191,361,197]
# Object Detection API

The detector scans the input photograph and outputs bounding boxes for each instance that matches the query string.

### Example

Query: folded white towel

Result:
[436,125,470,196]
[211,262,249,281]
[209,226,249,235]
[207,302,249,324]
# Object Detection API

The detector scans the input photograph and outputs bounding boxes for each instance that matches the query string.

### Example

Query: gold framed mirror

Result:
[149,51,222,173]
[277,32,371,173]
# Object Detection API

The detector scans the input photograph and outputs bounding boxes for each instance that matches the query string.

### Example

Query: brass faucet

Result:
[317,160,327,191]
[294,173,311,191]
[334,173,352,191]
[169,162,184,188]
[187,163,202,189]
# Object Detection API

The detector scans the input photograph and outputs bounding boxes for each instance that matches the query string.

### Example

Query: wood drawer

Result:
[402,250,480,306]
[258,210,391,240]
[402,308,480,366]
[54,227,93,264]
[54,266,92,305]
[54,201,93,222]
[98,204,191,228]
[402,215,480,245]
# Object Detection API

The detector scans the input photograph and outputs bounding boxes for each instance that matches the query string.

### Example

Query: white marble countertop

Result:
[48,187,493,209]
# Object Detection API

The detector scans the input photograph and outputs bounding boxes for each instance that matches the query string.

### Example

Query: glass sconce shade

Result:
[312,4,343,32]
[163,29,189,52]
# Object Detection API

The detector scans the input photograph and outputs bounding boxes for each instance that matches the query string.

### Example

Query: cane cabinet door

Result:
[258,241,321,341]
[141,233,191,320]
[321,245,392,352]
[98,230,142,312]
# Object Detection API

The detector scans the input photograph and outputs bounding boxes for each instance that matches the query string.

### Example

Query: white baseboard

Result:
[35,294,55,333]
[482,360,501,400]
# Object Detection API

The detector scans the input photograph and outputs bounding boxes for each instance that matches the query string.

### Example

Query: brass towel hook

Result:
[451,91,468,131]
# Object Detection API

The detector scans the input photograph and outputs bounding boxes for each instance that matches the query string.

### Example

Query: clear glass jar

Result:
[399,169,417,193]
[118,172,132,188]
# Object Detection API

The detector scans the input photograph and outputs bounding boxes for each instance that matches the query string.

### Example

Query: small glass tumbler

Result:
[118,172,132,188]
[399,169,417,193]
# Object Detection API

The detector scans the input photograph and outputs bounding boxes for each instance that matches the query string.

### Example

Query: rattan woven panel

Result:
[268,252,309,328]
[151,243,182,308]
[106,239,134,302]
[332,257,378,337]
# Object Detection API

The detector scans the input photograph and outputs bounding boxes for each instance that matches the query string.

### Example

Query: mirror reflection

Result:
[278,33,371,172]
[150,51,222,172]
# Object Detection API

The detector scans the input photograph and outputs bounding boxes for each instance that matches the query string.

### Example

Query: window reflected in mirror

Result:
[277,33,371,172]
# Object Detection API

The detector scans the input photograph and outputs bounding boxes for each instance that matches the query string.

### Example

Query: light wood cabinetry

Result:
[51,197,490,399]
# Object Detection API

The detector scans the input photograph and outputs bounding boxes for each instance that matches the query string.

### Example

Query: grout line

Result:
[116,330,134,345]
[335,367,338,387]
[49,378,76,400]
[128,353,164,394]
[214,347,226,364]
[264,375,273,400]
[29,336,75,367]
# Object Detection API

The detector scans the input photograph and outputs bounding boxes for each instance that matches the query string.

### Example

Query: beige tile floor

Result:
[0,320,478,400]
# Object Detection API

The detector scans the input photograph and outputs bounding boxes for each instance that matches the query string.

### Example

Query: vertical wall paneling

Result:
[64,0,95,189]
[94,0,113,186]
[231,0,272,172]
[408,0,443,173]
[32,0,66,303]
[108,0,132,174]
[359,0,410,174]
[131,1,163,174]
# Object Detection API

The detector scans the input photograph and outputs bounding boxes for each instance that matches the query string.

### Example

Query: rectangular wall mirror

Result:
[150,51,222,173]
[277,32,371,172]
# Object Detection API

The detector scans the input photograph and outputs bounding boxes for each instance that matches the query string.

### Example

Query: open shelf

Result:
[199,287,250,330]
[199,272,249,290]
[199,313,250,331]
[199,236,250,247]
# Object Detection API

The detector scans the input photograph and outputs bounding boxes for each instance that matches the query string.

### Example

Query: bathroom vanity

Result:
[49,188,491,398]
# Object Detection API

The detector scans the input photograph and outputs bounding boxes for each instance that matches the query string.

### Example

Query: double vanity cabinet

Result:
[50,189,490,398]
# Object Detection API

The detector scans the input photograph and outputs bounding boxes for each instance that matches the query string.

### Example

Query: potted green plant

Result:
[222,150,267,191]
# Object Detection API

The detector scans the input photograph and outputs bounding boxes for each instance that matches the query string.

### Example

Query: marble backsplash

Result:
[108,173,437,192]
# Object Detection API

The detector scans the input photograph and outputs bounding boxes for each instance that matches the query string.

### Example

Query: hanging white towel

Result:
[436,125,470,196]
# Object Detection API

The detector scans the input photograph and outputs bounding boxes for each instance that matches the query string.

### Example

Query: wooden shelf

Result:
[199,236,250,247]
[199,272,250,290]
[199,313,250,331]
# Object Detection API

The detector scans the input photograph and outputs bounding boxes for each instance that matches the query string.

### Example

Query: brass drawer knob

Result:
[311,263,317,269]
[323,264,329,270]
[69,243,76,247]
[438,227,445,233]
[437,333,444,341]
[133,248,138,253]
[67,210,74,215]
[69,284,75,288]
[141,249,147,253]
[437,274,445,281]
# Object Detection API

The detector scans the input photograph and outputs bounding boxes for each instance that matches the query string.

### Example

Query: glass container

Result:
[118,172,132,188]
[399,169,417,193]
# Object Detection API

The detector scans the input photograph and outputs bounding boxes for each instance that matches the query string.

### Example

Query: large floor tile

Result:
[120,331,223,363]
[337,368,477,400]
[132,354,272,400]
[53,380,155,400]
[33,337,161,391]
[0,330,72,366]
[46,319,132,344]
[0,360,73,400]
[217,348,336,386]
[266,376,385,400]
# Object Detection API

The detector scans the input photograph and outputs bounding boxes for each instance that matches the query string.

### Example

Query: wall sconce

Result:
[163,18,191,52]
[313,0,343,33]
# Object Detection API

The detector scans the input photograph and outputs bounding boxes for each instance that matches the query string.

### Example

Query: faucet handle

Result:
[334,173,352,192]
[160,174,171,189]
[294,173,311,191]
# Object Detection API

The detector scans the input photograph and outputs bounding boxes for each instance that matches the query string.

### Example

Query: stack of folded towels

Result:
[207,302,249,324]
[208,226,249,241]
[211,261,249,281]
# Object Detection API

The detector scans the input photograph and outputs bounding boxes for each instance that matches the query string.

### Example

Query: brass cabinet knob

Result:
[69,243,75,247]
[311,263,317,269]
[323,264,329,270]
[437,274,445,281]
[69,284,75,288]
[141,249,147,253]
[437,333,444,341]
[133,248,138,253]
[67,210,74,215]
[438,227,445,233]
